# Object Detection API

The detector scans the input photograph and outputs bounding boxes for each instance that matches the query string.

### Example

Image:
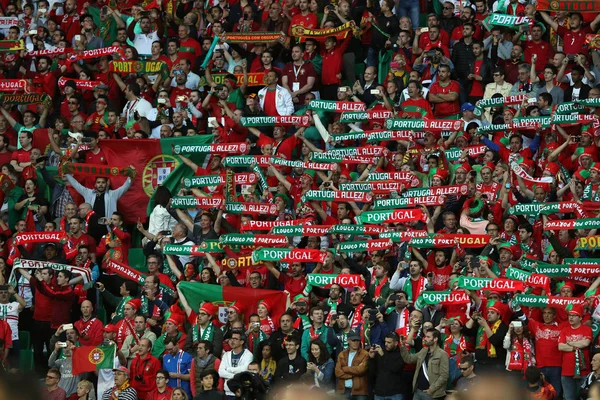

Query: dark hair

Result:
[198,340,214,354]
[154,186,172,208]
[308,339,330,365]
[286,335,300,346]
[519,223,534,234]
[123,280,138,297]
[156,369,170,379]
[525,366,541,384]
[459,354,474,367]
[425,328,440,341]
[544,64,558,75]
[463,22,476,31]
[164,336,179,347]
[112,211,124,223]
[571,65,585,75]
[538,92,552,105]
[310,306,324,316]
[58,270,72,280]
[127,82,141,96]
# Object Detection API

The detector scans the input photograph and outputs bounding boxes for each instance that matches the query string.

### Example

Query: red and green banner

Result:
[367,172,414,183]
[0,93,50,104]
[373,195,445,209]
[219,234,288,247]
[505,267,550,292]
[240,115,311,127]
[409,236,456,248]
[183,173,257,188]
[67,46,124,65]
[251,248,327,263]
[328,224,390,235]
[445,146,488,162]
[241,218,310,232]
[512,294,586,308]
[305,273,366,289]
[359,209,426,224]
[415,290,470,308]
[481,13,530,31]
[270,157,335,171]
[301,189,373,203]
[339,181,404,193]
[163,241,224,255]
[534,264,600,277]
[474,94,526,116]
[72,345,115,374]
[271,224,332,237]
[308,100,366,112]
[170,196,224,209]
[339,110,393,123]
[310,146,387,163]
[509,201,581,217]
[0,40,24,52]
[536,0,600,12]
[576,235,600,250]
[109,60,168,75]
[587,34,600,50]
[225,202,278,215]
[106,259,175,296]
[380,230,429,242]
[457,276,524,292]
[545,219,600,230]
[224,32,285,43]
[337,239,393,253]
[365,130,414,143]
[386,118,463,131]
[179,281,289,324]
[173,142,249,155]
[198,72,267,88]
[402,184,470,198]
[222,155,270,168]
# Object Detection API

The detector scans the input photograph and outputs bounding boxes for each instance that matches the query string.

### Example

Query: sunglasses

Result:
[459,366,471,371]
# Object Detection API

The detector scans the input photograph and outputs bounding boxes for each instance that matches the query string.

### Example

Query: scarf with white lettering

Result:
[350,304,364,329]
[404,276,426,303]
[508,336,535,373]
[192,321,214,344]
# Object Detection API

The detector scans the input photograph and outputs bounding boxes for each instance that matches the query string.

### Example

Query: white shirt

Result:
[0,302,20,340]
[170,71,201,90]
[121,97,153,122]
[132,31,159,56]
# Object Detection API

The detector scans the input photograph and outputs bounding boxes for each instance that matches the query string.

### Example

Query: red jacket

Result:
[130,354,161,400]
[74,317,104,346]
[96,226,131,265]
[0,319,13,350]
[31,277,75,329]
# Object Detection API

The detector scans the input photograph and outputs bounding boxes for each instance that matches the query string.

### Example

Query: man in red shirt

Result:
[265,260,307,299]
[130,338,161,400]
[96,212,131,265]
[50,0,80,42]
[320,34,352,100]
[74,300,103,346]
[428,64,460,118]
[558,304,592,400]
[519,24,554,74]
[66,217,97,262]
[177,25,201,68]
[10,130,33,176]
[289,0,318,36]
[416,25,450,57]
[0,134,12,167]
[540,11,600,57]
[282,44,317,107]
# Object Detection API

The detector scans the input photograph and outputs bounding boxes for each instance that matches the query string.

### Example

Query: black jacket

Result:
[463,321,509,366]
[564,84,591,102]
[274,354,307,383]
[452,39,475,80]
[464,56,495,95]
[368,348,405,396]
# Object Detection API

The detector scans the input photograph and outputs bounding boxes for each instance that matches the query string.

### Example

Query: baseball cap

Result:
[461,103,475,112]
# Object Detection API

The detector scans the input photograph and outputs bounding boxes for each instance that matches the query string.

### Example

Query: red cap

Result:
[199,302,218,317]
[488,300,506,316]
[567,304,584,317]
[480,162,495,172]
[259,299,271,313]
[127,298,141,311]
[113,366,129,375]
[229,302,244,315]
[456,163,472,174]
[166,314,183,327]
[103,324,118,333]
[544,162,560,176]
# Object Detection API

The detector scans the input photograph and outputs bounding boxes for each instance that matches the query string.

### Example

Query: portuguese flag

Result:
[178,282,289,324]
[72,345,115,374]
[68,136,213,223]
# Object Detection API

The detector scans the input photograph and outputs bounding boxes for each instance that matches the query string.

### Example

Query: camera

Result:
[81,137,94,144]
[425,50,436,58]
[326,5,334,10]
[390,294,400,301]
[134,375,144,382]
[214,84,224,91]
[159,230,172,236]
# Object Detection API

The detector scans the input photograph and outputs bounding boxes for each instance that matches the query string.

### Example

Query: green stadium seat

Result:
[18,331,30,350]
[19,349,34,371]
[128,248,148,272]
[96,307,108,325]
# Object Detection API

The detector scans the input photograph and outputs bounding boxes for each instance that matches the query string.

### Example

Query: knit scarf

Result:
[508,336,535,373]
[373,276,389,299]
[249,330,268,353]
[350,304,365,329]
[476,320,502,357]
[325,298,342,324]
[260,359,277,383]
[260,316,275,337]
[192,322,214,344]
[115,296,132,319]
[360,322,371,347]
[111,380,131,400]
[404,276,426,303]
[117,317,135,345]
[309,325,325,341]
[575,348,586,378]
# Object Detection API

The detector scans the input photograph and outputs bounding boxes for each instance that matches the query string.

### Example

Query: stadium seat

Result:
[19,349,34,371]
[128,248,148,272]
[18,331,30,350]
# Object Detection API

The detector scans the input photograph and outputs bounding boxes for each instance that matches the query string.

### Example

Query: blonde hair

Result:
[171,388,189,400]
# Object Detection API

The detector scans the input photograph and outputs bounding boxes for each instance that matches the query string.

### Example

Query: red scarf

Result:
[373,276,389,299]
[350,304,365,329]
[260,316,275,336]
[508,336,535,373]
[444,333,468,360]
[79,317,98,339]
[84,210,95,232]
[116,317,135,346]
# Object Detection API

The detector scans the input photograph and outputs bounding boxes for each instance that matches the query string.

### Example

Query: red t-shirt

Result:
[429,80,461,118]
[528,319,562,368]
[425,264,453,291]
[178,38,202,67]
[289,12,318,35]
[170,87,192,108]
[558,324,592,376]
[557,25,592,55]
[0,150,12,167]
[524,40,554,71]
[282,62,317,104]
[470,59,484,97]
[263,88,278,117]
[278,273,307,299]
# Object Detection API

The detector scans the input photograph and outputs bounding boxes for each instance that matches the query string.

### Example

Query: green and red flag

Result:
[105,259,175,296]
[162,241,225,255]
[307,100,366,112]
[386,118,463,131]
[340,181,405,192]
[182,173,257,188]
[170,196,225,209]
[72,345,115,374]
[305,273,366,290]
[240,219,310,232]
[536,0,600,12]
[505,267,550,292]
[301,189,373,203]
[545,218,600,230]
[328,224,390,235]
[408,236,456,248]
[456,276,524,292]
[339,110,393,123]
[179,281,289,324]
[401,184,470,198]
[534,263,600,277]
[373,196,445,209]
[379,230,429,242]
[270,157,335,171]
[366,171,414,183]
